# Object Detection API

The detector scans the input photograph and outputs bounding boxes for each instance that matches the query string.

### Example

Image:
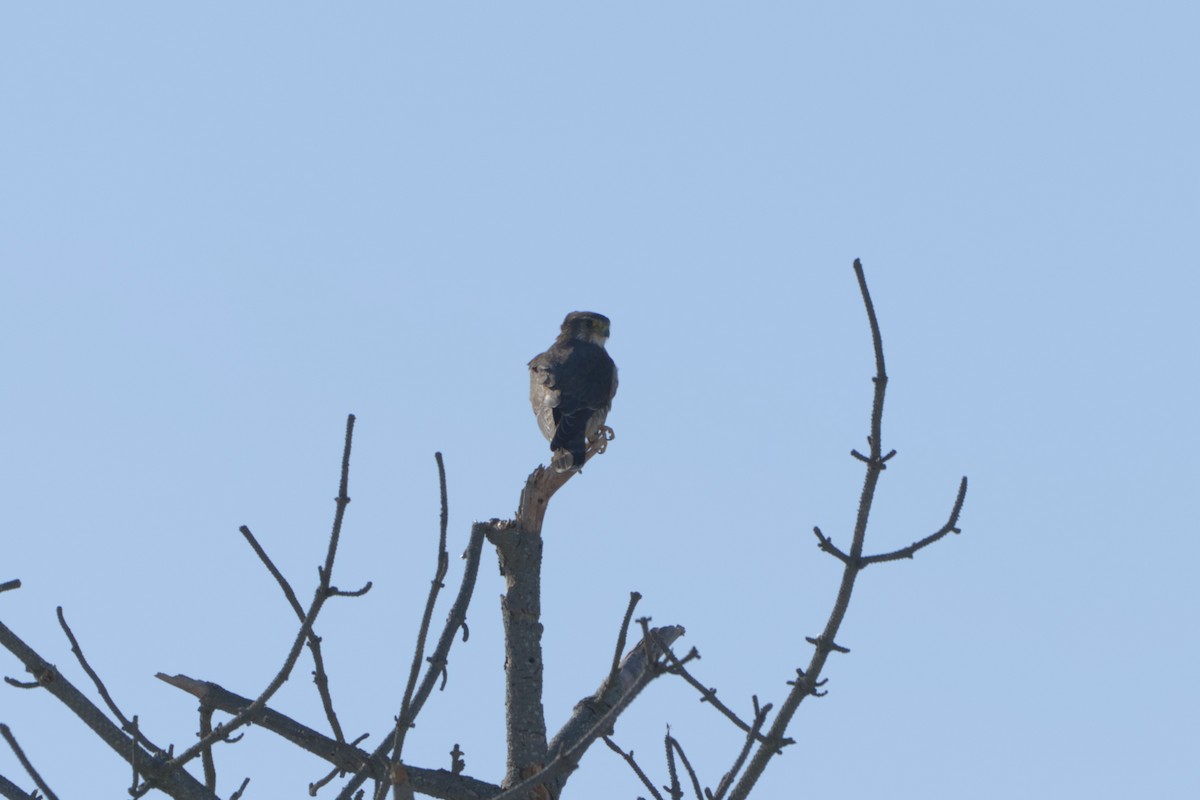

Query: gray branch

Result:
[156,673,500,800]
[0,621,214,800]
[727,259,968,799]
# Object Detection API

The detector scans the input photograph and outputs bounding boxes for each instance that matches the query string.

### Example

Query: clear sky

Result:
[1,3,1196,798]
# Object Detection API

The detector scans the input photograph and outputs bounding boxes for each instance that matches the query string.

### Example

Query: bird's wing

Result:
[528,350,562,442]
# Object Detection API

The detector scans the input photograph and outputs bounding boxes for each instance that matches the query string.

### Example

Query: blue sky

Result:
[1,3,1196,798]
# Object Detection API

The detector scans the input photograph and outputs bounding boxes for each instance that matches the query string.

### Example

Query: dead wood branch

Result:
[156,673,500,800]
[0,621,213,800]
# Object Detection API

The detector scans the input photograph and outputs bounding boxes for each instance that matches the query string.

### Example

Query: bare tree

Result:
[0,260,967,800]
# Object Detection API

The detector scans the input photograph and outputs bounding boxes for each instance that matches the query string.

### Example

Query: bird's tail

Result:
[550,419,588,473]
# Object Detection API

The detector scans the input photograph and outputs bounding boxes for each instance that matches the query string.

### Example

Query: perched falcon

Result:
[528,311,618,473]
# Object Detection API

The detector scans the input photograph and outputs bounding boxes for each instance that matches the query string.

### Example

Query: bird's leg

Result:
[589,426,615,455]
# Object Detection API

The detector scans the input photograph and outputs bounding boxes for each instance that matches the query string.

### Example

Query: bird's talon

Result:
[589,426,614,455]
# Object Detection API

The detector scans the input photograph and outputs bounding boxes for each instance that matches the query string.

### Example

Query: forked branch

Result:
[725,259,968,799]
[154,414,360,787]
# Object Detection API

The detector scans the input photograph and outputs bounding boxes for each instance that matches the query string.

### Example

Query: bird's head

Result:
[560,311,611,346]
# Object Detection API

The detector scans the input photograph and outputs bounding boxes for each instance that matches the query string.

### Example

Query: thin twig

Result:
[229,776,250,800]
[0,579,20,594]
[602,736,664,800]
[665,729,681,800]
[643,624,784,748]
[860,477,969,565]
[810,526,851,564]
[240,526,305,617]
[400,522,484,724]
[391,453,453,762]
[328,582,373,597]
[56,606,161,753]
[712,697,769,800]
[665,733,704,800]
[0,724,59,800]
[0,621,213,799]
[242,521,350,744]
[336,521,489,800]
[608,592,642,687]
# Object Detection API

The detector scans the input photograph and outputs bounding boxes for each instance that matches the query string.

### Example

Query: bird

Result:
[528,311,619,473]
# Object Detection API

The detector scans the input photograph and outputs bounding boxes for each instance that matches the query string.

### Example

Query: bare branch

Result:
[403,519,487,724]
[602,736,664,800]
[487,514,549,789]
[336,521,489,800]
[0,621,214,799]
[240,525,306,618]
[810,527,851,564]
[391,452,453,762]
[644,624,785,749]
[309,732,369,794]
[609,592,642,687]
[665,732,704,800]
[727,259,969,800]
[860,476,969,565]
[0,772,35,800]
[241,521,353,743]
[156,673,500,800]
[323,413,357,580]
[0,580,20,594]
[163,414,359,778]
[507,625,686,800]
[229,776,250,800]
[56,606,161,754]
[327,581,373,597]
[197,705,217,791]
[0,724,59,800]
[490,442,609,792]
[712,698,769,800]
[514,435,605,535]
[548,625,685,769]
